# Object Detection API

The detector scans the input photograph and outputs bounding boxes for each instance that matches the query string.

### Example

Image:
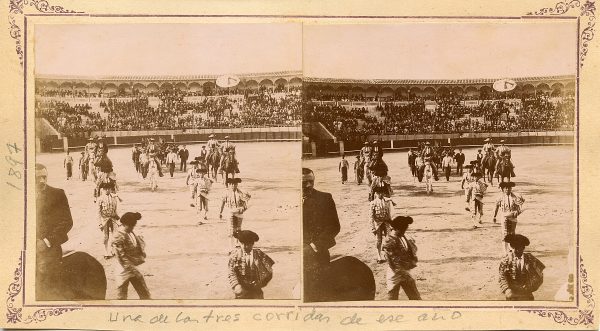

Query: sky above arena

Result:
[303,21,577,79]
[35,24,303,77]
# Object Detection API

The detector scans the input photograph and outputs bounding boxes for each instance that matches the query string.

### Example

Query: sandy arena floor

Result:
[37,141,301,300]
[302,145,575,301]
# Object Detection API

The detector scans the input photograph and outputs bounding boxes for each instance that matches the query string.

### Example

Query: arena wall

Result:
[302,130,574,157]
[40,126,302,152]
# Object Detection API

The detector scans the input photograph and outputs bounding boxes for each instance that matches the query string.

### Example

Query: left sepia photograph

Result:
[33,23,302,300]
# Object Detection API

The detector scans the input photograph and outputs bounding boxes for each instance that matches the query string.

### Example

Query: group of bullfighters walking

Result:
[61,135,274,300]
[333,138,545,301]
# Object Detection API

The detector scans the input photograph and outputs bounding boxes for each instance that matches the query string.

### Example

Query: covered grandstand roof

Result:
[304,75,575,85]
[36,71,302,82]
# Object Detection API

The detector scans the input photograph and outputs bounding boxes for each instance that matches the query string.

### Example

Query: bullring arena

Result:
[302,74,576,301]
[35,71,302,300]
[303,144,574,300]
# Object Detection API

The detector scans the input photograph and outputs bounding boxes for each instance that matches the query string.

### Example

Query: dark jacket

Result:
[303,189,341,252]
[454,152,465,165]
[178,148,189,161]
[36,185,73,247]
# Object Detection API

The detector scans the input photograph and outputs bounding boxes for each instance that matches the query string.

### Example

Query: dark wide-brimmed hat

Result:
[189,160,199,165]
[470,160,479,165]
[464,164,473,169]
[226,177,242,184]
[389,216,413,230]
[120,212,142,226]
[234,230,259,244]
[504,234,530,247]
[196,168,207,173]
[472,172,483,178]
[499,182,516,188]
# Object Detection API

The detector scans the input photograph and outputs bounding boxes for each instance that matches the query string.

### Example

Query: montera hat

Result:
[120,212,142,226]
[504,234,530,247]
[234,230,259,244]
[389,216,414,230]
[499,181,516,188]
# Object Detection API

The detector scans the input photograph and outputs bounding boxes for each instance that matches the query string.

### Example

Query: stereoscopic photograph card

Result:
[0,0,599,330]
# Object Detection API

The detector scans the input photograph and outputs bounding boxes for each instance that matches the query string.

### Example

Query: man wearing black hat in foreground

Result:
[112,212,150,300]
[382,216,421,300]
[499,234,544,300]
[227,230,274,299]
[302,168,341,302]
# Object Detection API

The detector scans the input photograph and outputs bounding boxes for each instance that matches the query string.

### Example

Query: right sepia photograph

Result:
[301,21,577,302]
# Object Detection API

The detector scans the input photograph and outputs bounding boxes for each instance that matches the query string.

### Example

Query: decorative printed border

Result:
[4,0,597,327]
[8,0,83,67]
[527,0,596,66]
[6,253,82,324]
[523,257,595,326]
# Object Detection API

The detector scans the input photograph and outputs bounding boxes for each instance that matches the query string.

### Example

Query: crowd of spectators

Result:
[304,93,575,140]
[36,87,302,135]
[35,100,104,136]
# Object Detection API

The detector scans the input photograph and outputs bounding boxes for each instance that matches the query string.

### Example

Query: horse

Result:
[424,162,434,194]
[304,256,375,302]
[206,148,222,181]
[415,156,425,182]
[87,151,97,181]
[355,158,365,185]
[80,155,89,181]
[495,156,515,185]
[482,153,497,185]
[38,251,107,300]
[364,156,373,186]
[221,151,239,186]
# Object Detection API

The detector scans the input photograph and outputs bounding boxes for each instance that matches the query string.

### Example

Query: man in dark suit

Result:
[36,163,73,300]
[454,148,465,175]
[302,168,341,302]
[178,145,189,172]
